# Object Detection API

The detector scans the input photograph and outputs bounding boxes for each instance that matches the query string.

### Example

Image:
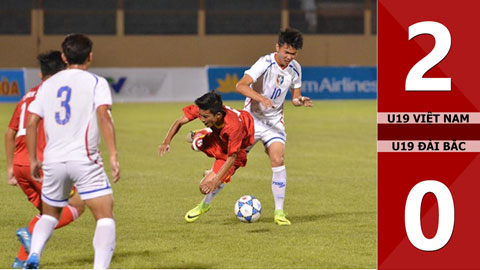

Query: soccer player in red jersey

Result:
[158,92,254,222]
[5,51,85,268]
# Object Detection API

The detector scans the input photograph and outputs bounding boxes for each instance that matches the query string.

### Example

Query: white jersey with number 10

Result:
[243,52,302,124]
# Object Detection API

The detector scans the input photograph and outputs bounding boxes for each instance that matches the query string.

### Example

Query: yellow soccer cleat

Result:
[185,201,211,223]
[274,209,291,226]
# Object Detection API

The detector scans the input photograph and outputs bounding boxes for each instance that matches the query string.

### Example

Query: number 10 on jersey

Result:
[378,1,480,269]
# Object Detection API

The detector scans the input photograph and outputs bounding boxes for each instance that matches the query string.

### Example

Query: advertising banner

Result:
[207,66,377,100]
[0,69,25,103]
[24,68,208,103]
[90,68,208,103]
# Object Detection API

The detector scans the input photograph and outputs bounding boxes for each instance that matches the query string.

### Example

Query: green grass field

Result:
[0,100,377,269]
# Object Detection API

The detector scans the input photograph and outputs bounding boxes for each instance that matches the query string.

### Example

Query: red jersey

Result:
[8,85,45,166]
[183,105,255,157]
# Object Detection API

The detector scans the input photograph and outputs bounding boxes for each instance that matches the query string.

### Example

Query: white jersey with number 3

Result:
[244,52,302,124]
[28,69,112,164]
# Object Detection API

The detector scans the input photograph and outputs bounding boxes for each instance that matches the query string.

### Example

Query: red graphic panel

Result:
[378,0,480,268]
[379,153,480,269]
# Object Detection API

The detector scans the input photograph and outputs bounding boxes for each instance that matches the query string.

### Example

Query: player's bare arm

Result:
[200,153,237,194]
[25,113,42,182]
[5,127,18,185]
[98,105,120,183]
[158,115,190,156]
[291,88,313,107]
[236,74,274,108]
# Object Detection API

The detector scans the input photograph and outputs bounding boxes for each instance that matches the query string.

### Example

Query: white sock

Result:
[93,218,116,269]
[29,214,58,257]
[203,183,225,204]
[271,165,287,210]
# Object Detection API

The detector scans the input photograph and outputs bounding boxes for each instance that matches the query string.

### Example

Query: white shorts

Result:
[41,161,112,207]
[247,117,286,152]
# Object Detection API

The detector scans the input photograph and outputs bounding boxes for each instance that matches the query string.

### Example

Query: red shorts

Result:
[212,159,238,183]
[195,132,248,183]
[14,165,42,209]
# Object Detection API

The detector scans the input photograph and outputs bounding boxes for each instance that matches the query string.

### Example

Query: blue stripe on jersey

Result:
[79,186,111,195]
[289,64,300,77]
[87,71,99,92]
[263,136,286,146]
[260,62,275,78]
[42,193,68,203]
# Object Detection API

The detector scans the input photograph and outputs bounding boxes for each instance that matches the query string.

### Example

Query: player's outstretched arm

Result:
[291,88,313,107]
[236,74,274,109]
[158,115,190,156]
[26,113,42,182]
[97,105,120,183]
[5,127,18,185]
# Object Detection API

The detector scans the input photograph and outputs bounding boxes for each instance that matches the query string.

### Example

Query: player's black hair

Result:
[278,27,303,50]
[61,33,93,65]
[37,50,66,78]
[195,92,225,116]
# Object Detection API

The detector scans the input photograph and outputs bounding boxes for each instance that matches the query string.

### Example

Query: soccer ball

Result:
[234,195,262,223]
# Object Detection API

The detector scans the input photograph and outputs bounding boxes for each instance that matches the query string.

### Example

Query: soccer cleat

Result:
[16,226,32,254]
[187,128,212,151]
[186,128,212,143]
[274,209,291,226]
[11,257,25,269]
[24,253,40,269]
[185,202,211,223]
[186,131,195,143]
[69,186,78,198]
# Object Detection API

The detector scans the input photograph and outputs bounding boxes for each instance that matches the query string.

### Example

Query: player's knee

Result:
[199,186,209,195]
[199,179,206,194]
[92,210,115,221]
[86,195,114,220]
[271,156,284,167]
[42,204,63,219]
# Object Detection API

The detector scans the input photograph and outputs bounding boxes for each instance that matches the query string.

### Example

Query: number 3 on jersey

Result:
[55,86,72,125]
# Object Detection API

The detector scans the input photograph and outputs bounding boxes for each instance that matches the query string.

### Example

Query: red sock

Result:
[16,206,79,260]
[27,206,79,232]
[28,214,41,233]
[16,215,41,261]
[56,205,78,229]
[16,245,28,261]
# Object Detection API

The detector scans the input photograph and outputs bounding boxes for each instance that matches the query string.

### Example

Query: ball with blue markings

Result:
[234,195,262,223]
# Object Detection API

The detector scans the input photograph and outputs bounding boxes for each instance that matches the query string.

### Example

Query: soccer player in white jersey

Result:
[236,28,313,226]
[23,34,120,269]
